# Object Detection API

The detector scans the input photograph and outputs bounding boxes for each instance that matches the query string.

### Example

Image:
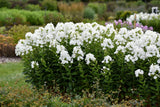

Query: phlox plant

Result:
[127,12,160,23]
[16,22,160,106]
[105,19,153,32]
[127,12,160,33]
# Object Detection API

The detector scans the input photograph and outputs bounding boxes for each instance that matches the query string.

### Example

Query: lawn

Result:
[0,62,71,106]
[0,62,112,106]
[0,62,28,87]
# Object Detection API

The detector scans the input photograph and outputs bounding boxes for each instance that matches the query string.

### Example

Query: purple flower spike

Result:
[149,27,153,31]
[114,20,118,25]
[121,23,123,27]
[105,22,108,25]
[143,26,148,31]
[118,19,122,23]
[136,23,140,27]
[140,25,143,28]
[128,22,132,26]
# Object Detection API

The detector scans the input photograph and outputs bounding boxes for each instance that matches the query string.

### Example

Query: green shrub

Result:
[0,9,66,26]
[0,10,27,27]
[44,11,65,26]
[116,0,126,7]
[0,27,5,34]
[25,4,41,11]
[0,0,11,8]
[72,15,83,23]
[136,0,145,6]
[22,11,44,25]
[83,7,95,19]
[11,13,27,25]
[16,22,160,106]
[0,9,45,26]
[88,3,99,13]
[7,25,37,44]
[140,18,160,33]
[150,0,160,7]
[27,0,40,4]
[116,11,135,21]
[41,0,57,11]
[102,12,109,21]
[88,3,107,17]
[106,2,116,12]
[10,0,28,9]
[0,11,12,26]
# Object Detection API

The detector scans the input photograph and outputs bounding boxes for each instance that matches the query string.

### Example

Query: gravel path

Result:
[0,57,21,64]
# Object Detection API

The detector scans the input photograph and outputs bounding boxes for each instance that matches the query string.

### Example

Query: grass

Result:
[0,62,29,87]
[0,62,138,106]
[0,62,110,106]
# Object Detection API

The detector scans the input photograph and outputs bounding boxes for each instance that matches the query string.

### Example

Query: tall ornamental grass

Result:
[16,22,160,106]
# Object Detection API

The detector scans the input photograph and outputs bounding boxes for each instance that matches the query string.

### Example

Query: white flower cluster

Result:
[102,55,112,64]
[114,28,160,64]
[72,46,84,61]
[149,64,160,79]
[15,22,113,65]
[135,69,144,77]
[31,61,39,68]
[127,12,160,23]
[16,22,160,79]
[85,53,96,65]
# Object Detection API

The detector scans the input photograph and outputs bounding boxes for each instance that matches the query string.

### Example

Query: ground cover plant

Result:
[15,22,160,106]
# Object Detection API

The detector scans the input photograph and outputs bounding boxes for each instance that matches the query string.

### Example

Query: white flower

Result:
[135,69,144,77]
[157,59,160,64]
[85,53,96,65]
[72,46,84,61]
[148,64,160,76]
[125,54,133,62]
[114,46,125,54]
[59,50,72,64]
[102,55,112,63]
[154,76,157,79]
[31,61,39,68]
[127,12,160,23]
[101,66,110,73]
[118,28,128,35]
[56,45,66,54]
[145,45,159,58]
[101,38,114,49]
[15,22,160,81]
[15,39,33,56]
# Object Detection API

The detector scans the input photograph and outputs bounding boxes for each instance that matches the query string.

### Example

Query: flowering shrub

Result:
[16,22,160,105]
[105,19,153,32]
[127,12,160,33]
[127,12,160,22]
